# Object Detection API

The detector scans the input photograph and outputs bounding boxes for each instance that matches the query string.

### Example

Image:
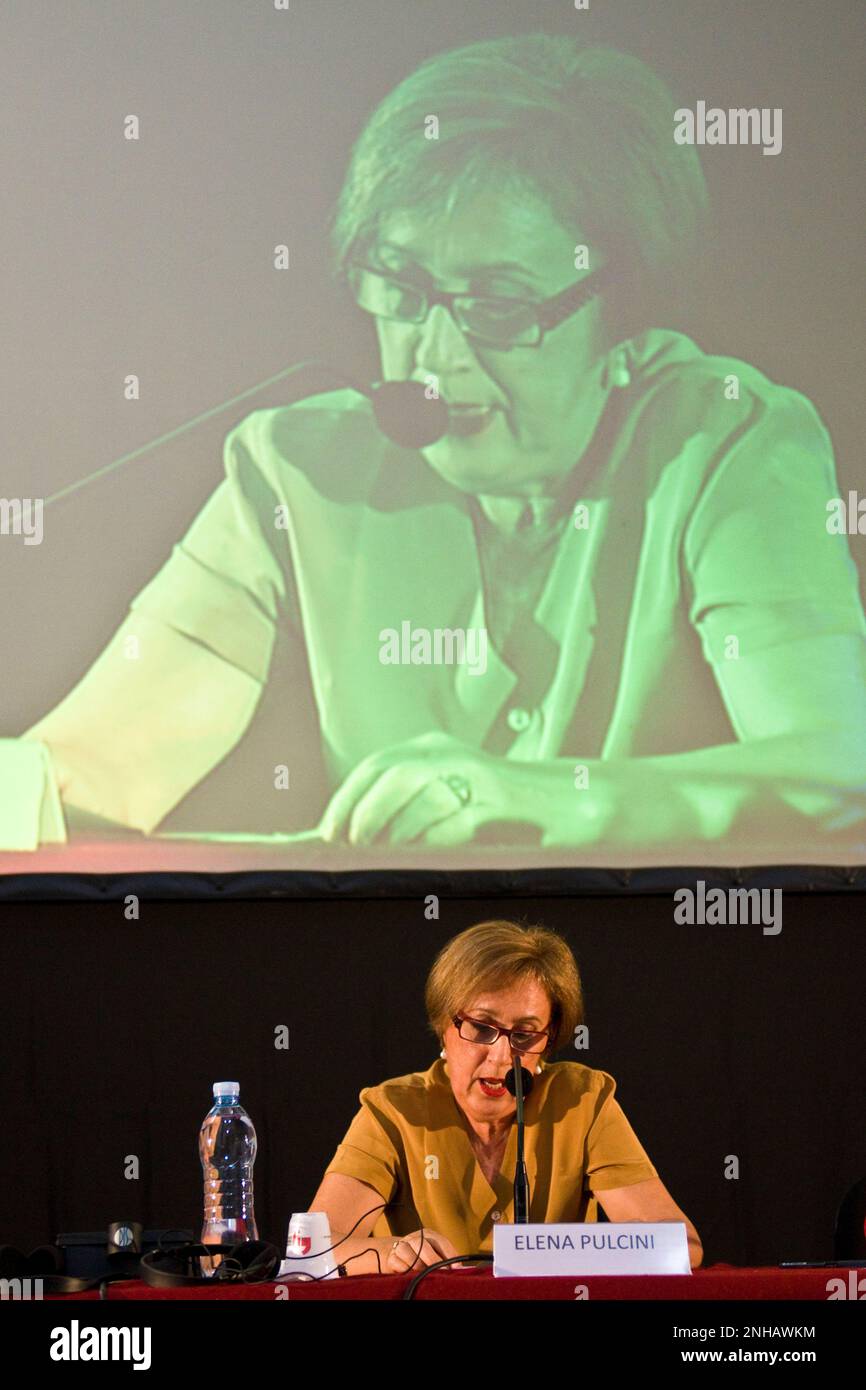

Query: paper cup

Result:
[279,1211,339,1281]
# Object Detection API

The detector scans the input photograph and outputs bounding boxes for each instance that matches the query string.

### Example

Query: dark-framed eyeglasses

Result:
[346,262,612,350]
[452,1013,551,1055]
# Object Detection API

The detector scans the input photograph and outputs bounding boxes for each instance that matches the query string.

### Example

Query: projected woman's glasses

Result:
[347,263,609,349]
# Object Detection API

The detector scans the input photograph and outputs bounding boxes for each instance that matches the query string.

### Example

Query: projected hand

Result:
[318,731,542,847]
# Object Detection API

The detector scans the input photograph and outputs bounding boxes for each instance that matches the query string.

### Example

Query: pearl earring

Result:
[440,1048,446,1059]
[610,347,631,389]
[535,1064,542,1074]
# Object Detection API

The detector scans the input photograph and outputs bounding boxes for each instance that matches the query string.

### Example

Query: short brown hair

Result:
[331,34,709,339]
[425,919,584,1055]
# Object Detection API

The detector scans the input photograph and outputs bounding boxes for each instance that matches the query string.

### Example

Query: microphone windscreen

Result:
[370,380,449,448]
[504,1065,534,1099]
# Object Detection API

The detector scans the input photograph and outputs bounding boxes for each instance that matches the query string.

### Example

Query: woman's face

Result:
[371,185,612,497]
[442,975,554,1129]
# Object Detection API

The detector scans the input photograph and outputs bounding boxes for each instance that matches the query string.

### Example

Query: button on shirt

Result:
[323,1058,658,1255]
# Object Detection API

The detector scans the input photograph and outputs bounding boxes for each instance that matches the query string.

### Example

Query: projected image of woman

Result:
[20,35,866,854]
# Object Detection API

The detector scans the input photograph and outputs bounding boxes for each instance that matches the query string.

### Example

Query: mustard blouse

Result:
[324,1057,658,1255]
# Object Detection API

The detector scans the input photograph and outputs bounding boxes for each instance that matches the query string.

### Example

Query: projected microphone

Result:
[43,360,450,510]
[275,362,449,449]
[368,379,449,448]
[505,1063,534,1224]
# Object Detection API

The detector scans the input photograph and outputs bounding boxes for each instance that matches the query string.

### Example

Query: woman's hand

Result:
[319,731,544,846]
[386,1227,463,1272]
[597,1177,703,1269]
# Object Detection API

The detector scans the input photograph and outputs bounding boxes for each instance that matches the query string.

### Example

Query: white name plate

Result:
[493,1222,690,1277]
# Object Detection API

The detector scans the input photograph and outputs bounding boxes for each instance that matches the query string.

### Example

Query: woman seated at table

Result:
[310,919,702,1272]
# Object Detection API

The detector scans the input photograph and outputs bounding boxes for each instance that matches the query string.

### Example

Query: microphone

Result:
[504,1065,534,1100]
[43,359,450,509]
[505,1064,533,1224]
[368,378,449,448]
[276,362,449,449]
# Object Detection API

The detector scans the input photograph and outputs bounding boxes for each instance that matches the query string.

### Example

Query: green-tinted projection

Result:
[4,36,866,863]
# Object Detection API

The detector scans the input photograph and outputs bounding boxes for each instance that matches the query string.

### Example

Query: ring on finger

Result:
[440,773,471,807]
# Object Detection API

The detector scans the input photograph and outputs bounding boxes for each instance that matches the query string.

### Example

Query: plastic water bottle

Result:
[199,1082,259,1266]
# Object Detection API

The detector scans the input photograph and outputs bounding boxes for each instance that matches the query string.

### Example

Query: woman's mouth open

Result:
[445,404,499,438]
[478,1076,507,1097]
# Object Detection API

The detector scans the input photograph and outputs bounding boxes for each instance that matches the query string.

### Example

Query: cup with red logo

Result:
[279,1212,339,1281]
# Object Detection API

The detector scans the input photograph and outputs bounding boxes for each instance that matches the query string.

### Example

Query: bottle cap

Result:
[213,1081,240,1097]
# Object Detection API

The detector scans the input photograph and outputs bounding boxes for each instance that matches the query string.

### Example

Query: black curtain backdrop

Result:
[1,889,863,1268]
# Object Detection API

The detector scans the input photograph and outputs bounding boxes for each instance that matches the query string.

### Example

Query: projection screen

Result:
[1,0,864,878]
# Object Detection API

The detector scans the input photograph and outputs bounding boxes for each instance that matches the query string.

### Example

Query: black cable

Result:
[339,1246,382,1277]
[402,1253,493,1301]
[278,1200,420,1279]
[156,1228,198,1253]
[388,1227,426,1274]
[277,1201,390,1271]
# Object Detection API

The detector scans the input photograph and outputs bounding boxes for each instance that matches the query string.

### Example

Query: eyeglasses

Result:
[453,1013,551,1055]
[346,263,611,350]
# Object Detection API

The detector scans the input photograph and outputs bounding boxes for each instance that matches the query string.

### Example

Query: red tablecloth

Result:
[44,1264,856,1300]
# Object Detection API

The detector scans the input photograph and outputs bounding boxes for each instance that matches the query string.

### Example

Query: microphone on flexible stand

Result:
[274,361,450,449]
[43,360,451,510]
[504,1062,534,1224]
